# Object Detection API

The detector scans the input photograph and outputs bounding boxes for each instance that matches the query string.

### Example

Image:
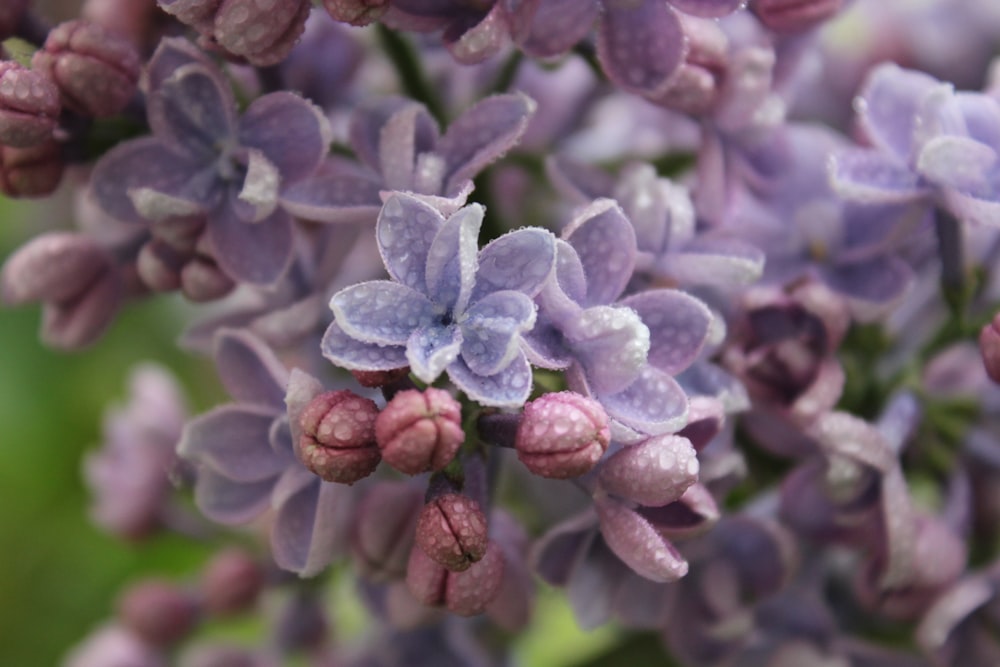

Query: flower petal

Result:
[855,63,939,159]
[213,328,289,406]
[148,63,236,158]
[521,0,599,58]
[193,467,275,525]
[563,199,636,306]
[407,323,463,383]
[446,1,509,65]
[621,289,712,376]
[240,91,332,183]
[828,149,927,205]
[565,305,650,396]
[331,280,436,346]
[460,298,534,378]
[472,227,556,301]
[321,319,410,371]
[238,149,280,222]
[669,0,743,17]
[377,192,445,292]
[280,158,383,224]
[178,404,285,482]
[447,348,533,408]
[599,366,689,437]
[350,97,439,173]
[596,0,686,96]
[272,478,355,576]
[595,495,688,583]
[208,195,294,285]
[425,203,483,313]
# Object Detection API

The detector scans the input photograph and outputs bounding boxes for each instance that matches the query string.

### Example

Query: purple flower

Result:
[322,192,556,407]
[90,38,332,286]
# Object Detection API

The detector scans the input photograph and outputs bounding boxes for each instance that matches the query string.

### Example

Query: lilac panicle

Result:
[323,193,555,408]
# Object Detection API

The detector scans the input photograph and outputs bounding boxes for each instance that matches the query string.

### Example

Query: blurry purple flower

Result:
[323,193,555,408]
[200,548,264,616]
[280,11,364,111]
[917,565,1000,667]
[116,579,199,648]
[91,38,332,286]
[64,624,164,667]
[352,481,423,582]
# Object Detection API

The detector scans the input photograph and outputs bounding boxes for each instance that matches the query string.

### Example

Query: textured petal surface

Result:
[193,468,275,525]
[240,91,332,183]
[622,289,712,376]
[446,1,508,65]
[425,204,483,314]
[213,328,289,407]
[598,434,699,507]
[564,199,636,306]
[472,227,556,302]
[663,237,765,288]
[461,290,536,376]
[855,63,939,159]
[321,320,410,370]
[272,478,354,576]
[407,323,463,383]
[595,495,688,583]
[280,159,383,224]
[350,97,438,173]
[601,366,689,436]
[331,281,436,346]
[209,196,294,285]
[821,256,913,305]
[448,349,533,407]
[377,193,445,292]
[378,104,425,191]
[522,0,599,57]
[565,305,650,396]
[597,0,686,95]
[178,405,284,482]
[829,149,926,204]
[148,63,235,158]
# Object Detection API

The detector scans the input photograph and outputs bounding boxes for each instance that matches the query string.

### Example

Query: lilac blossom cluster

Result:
[6,0,1000,665]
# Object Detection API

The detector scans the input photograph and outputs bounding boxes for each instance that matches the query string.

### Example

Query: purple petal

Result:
[663,237,765,288]
[564,199,636,306]
[213,328,289,406]
[821,256,913,305]
[621,289,711,376]
[436,93,537,196]
[378,104,427,190]
[600,366,689,437]
[855,63,939,159]
[350,97,439,173]
[447,348,533,407]
[321,320,409,371]
[143,36,215,93]
[521,319,574,370]
[178,404,284,482]
[532,511,598,586]
[940,187,1000,227]
[240,91,332,184]
[407,323,463,383]
[272,477,355,576]
[669,0,743,17]
[208,196,294,285]
[446,1,508,65]
[425,204,483,313]
[828,149,927,205]
[280,158,383,224]
[461,290,536,376]
[638,483,719,538]
[501,0,542,43]
[916,135,996,190]
[594,495,688,583]
[377,193,445,292]
[564,305,650,396]
[566,535,626,630]
[148,63,236,157]
[521,0,599,57]
[331,281,436,346]
[284,367,325,454]
[597,0,686,95]
[237,149,280,222]
[472,227,556,302]
[545,154,615,204]
[193,468,275,525]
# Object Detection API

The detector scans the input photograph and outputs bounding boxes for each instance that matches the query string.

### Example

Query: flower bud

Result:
[82,0,163,49]
[375,388,464,475]
[0,63,60,148]
[41,265,123,349]
[297,389,381,484]
[200,549,263,615]
[406,540,505,616]
[117,579,199,647]
[1,233,108,305]
[351,481,423,581]
[32,20,141,118]
[0,0,29,40]
[980,315,1000,384]
[515,391,610,479]
[322,0,388,26]
[749,0,843,33]
[0,139,64,197]
[598,434,699,507]
[415,493,488,572]
[351,367,411,388]
[180,255,235,302]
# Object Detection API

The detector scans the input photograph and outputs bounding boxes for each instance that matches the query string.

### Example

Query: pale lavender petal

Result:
[436,93,537,196]
[663,237,765,287]
[521,320,574,370]
[940,187,1000,227]
[407,323,463,383]
[460,319,526,378]
[209,197,294,285]
[622,289,711,376]
[446,1,508,65]
[213,328,289,406]
[425,204,483,313]
[378,104,425,190]
[564,305,650,395]
[284,367,325,454]
[143,36,214,93]
[638,483,719,538]
[828,149,927,205]
[237,149,280,222]
[240,91,332,182]
[280,159,383,224]
[955,91,1000,146]
[521,0,599,57]
[601,366,689,436]
[566,536,625,630]
[916,135,996,191]
[178,405,284,482]
[472,227,556,301]
[447,349,533,407]
[377,193,445,292]
[597,0,686,95]
[193,468,275,524]
[855,63,939,159]
[350,97,439,172]
[594,495,688,583]
[272,478,355,576]
[676,362,750,413]
[545,154,615,204]
[501,0,542,42]
[331,281,436,346]
[563,199,636,306]
[321,320,409,370]
[821,256,913,305]
[148,64,236,157]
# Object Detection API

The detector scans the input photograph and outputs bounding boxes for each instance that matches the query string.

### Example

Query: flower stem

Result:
[375,25,447,125]
[935,208,967,325]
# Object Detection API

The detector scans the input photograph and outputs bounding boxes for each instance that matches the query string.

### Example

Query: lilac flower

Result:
[322,192,555,407]
[917,565,1000,667]
[91,38,332,286]
[281,93,535,225]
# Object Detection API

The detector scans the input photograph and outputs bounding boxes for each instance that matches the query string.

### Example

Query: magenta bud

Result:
[515,391,610,479]
[415,493,488,572]
[297,389,381,484]
[351,481,423,582]
[323,0,388,26]
[598,434,699,507]
[980,315,1000,384]
[200,549,263,615]
[0,139,64,197]
[0,63,61,148]
[375,388,464,475]
[406,540,505,616]
[212,0,311,66]
[117,579,199,647]
[750,0,843,33]
[0,0,29,39]
[351,367,410,388]
[32,20,141,118]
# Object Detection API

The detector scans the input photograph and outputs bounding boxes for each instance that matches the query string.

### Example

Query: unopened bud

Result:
[415,493,488,572]
[32,20,141,117]
[117,579,199,647]
[322,0,388,26]
[180,255,235,302]
[297,389,380,484]
[406,540,505,616]
[0,63,60,148]
[980,315,1000,384]
[351,481,423,581]
[515,391,610,478]
[200,549,263,616]
[375,388,464,475]
[0,139,64,197]
[750,0,843,33]
[598,434,699,506]
[213,0,310,66]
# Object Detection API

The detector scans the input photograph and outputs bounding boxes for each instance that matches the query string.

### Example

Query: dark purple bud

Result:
[351,481,423,582]
[0,0,29,39]
[322,0,388,26]
[749,0,843,33]
[515,391,610,479]
[297,389,381,484]
[415,493,488,572]
[32,20,141,118]
[0,139,64,197]
[979,314,1000,384]
[0,63,60,148]
[117,579,199,647]
[405,540,505,616]
[375,388,464,476]
[598,434,699,507]
[351,367,410,388]
[200,549,263,616]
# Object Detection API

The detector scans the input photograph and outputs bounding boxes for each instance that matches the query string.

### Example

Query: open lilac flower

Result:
[90,38,332,286]
[323,193,555,407]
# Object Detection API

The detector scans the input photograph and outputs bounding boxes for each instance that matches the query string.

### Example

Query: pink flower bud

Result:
[116,579,199,647]
[415,493,488,572]
[351,367,410,388]
[515,391,610,479]
[0,139,64,197]
[351,481,423,582]
[375,388,464,475]
[406,540,505,616]
[980,315,1000,384]
[0,63,60,148]
[32,20,141,118]
[0,0,29,39]
[750,0,843,33]
[297,389,381,484]
[200,549,263,615]
[323,0,388,27]
[598,434,699,507]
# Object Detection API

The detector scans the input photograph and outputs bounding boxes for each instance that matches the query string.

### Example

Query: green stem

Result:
[935,208,968,326]
[375,25,447,125]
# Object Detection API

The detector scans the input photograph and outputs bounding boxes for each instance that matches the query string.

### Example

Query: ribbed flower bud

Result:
[980,314,1000,384]
[406,540,505,616]
[415,493,488,572]
[200,549,263,615]
[322,0,388,26]
[0,63,60,148]
[32,20,141,118]
[515,391,610,479]
[375,388,464,475]
[351,481,423,581]
[0,139,64,197]
[598,434,699,507]
[749,0,843,33]
[0,0,29,40]
[297,389,380,484]
[117,579,199,647]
